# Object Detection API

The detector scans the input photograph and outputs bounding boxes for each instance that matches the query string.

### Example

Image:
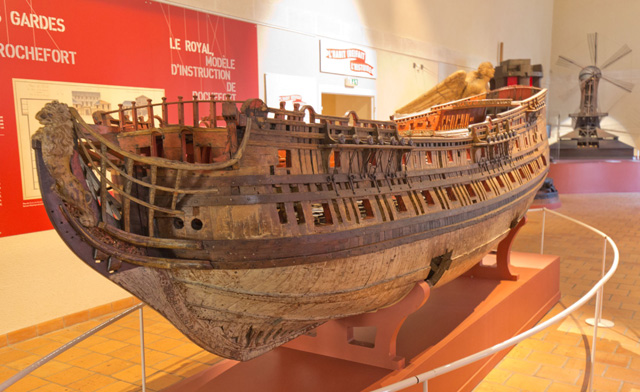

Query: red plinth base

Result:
[549,160,640,193]
[285,281,431,370]
[367,252,560,392]
[163,252,560,392]
[530,200,561,210]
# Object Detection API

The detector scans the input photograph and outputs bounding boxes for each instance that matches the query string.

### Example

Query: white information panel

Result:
[265,73,319,111]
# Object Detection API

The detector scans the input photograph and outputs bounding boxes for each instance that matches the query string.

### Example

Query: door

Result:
[321,93,373,119]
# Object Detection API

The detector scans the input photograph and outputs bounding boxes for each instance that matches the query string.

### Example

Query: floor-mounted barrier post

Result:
[540,207,546,254]
[140,307,147,391]
[586,236,613,392]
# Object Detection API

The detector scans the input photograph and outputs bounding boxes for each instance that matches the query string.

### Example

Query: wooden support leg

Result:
[465,216,527,281]
[284,281,431,370]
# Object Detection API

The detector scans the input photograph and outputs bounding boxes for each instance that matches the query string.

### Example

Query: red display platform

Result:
[163,252,560,392]
[530,199,561,210]
[548,160,640,193]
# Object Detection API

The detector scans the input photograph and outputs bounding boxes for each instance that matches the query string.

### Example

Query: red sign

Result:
[320,39,376,79]
[325,48,374,76]
[0,0,259,237]
[279,94,303,103]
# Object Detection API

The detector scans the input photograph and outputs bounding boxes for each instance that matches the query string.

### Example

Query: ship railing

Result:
[0,304,150,392]
[428,85,540,113]
[228,101,402,146]
[262,104,401,145]
[76,97,404,240]
[321,122,401,145]
[434,98,515,113]
[71,108,254,239]
[372,207,618,392]
[261,104,320,134]
[433,128,470,137]
[313,110,396,131]
[469,117,506,142]
[319,113,399,145]
[470,103,533,144]
[486,85,543,101]
[96,95,244,132]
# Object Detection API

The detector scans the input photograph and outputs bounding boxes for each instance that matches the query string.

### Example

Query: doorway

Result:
[321,93,373,119]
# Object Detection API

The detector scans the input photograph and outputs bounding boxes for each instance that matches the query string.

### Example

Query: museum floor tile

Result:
[476,193,640,392]
[0,193,639,391]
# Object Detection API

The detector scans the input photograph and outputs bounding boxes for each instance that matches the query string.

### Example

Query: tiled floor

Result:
[0,307,222,391]
[0,193,639,391]
[476,193,640,392]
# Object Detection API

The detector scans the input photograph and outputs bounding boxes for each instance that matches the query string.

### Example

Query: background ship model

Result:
[32,82,549,361]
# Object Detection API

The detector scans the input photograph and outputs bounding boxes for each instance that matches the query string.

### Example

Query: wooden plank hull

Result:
[108,176,540,360]
[32,86,549,361]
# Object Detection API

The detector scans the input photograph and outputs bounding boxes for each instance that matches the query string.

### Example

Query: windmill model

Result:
[551,32,635,160]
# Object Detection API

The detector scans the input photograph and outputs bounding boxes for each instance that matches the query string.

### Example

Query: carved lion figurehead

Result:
[35,101,72,127]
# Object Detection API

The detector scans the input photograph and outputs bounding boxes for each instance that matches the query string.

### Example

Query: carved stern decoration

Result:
[32,87,549,361]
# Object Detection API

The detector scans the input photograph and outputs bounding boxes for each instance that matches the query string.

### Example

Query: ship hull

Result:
[32,86,549,361]
[35,140,543,359]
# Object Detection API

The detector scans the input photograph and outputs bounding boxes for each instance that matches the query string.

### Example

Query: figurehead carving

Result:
[32,101,97,227]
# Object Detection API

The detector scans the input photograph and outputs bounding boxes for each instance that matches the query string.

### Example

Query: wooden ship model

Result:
[32,85,549,361]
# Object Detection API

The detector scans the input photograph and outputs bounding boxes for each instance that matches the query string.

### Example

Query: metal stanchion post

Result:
[556,114,561,160]
[587,237,614,329]
[587,236,613,391]
[540,208,546,254]
[588,286,601,392]
[140,307,147,392]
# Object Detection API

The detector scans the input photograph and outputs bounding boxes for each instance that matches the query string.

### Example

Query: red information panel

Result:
[0,0,258,237]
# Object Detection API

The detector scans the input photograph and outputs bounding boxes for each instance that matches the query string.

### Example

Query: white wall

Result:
[376,52,439,121]
[0,231,130,334]
[2,0,556,335]
[166,0,555,120]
